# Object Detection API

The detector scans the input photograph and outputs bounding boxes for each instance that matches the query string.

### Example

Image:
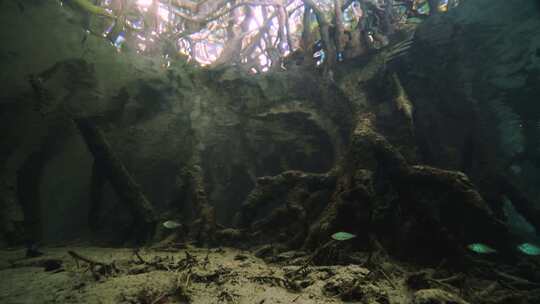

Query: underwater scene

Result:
[1,0,540,303]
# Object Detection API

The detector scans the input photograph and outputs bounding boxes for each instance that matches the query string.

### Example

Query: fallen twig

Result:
[68,250,119,280]
[494,270,540,288]
[377,268,397,289]
[133,248,147,264]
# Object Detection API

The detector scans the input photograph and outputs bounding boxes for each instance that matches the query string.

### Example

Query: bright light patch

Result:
[158,6,170,22]
[136,0,153,8]
[248,6,264,31]
[248,19,259,31]
[194,42,222,65]
[259,54,269,66]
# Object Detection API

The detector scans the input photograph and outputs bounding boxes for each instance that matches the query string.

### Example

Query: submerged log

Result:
[74,117,156,241]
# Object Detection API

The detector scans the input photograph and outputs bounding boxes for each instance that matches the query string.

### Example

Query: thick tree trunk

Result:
[88,161,106,232]
[334,0,346,56]
[301,5,315,66]
[428,0,440,15]
[382,0,394,34]
[304,0,336,72]
[496,176,540,234]
[187,165,217,246]
[74,118,156,242]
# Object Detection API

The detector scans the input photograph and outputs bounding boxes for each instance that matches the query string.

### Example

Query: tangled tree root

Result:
[238,113,511,261]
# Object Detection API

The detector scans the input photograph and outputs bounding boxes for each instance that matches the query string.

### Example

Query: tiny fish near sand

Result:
[517,243,540,256]
[163,220,182,229]
[331,232,356,241]
[467,243,497,254]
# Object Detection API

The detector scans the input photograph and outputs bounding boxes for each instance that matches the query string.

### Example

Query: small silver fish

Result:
[467,243,497,254]
[331,232,357,241]
[163,220,182,229]
[517,243,540,256]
